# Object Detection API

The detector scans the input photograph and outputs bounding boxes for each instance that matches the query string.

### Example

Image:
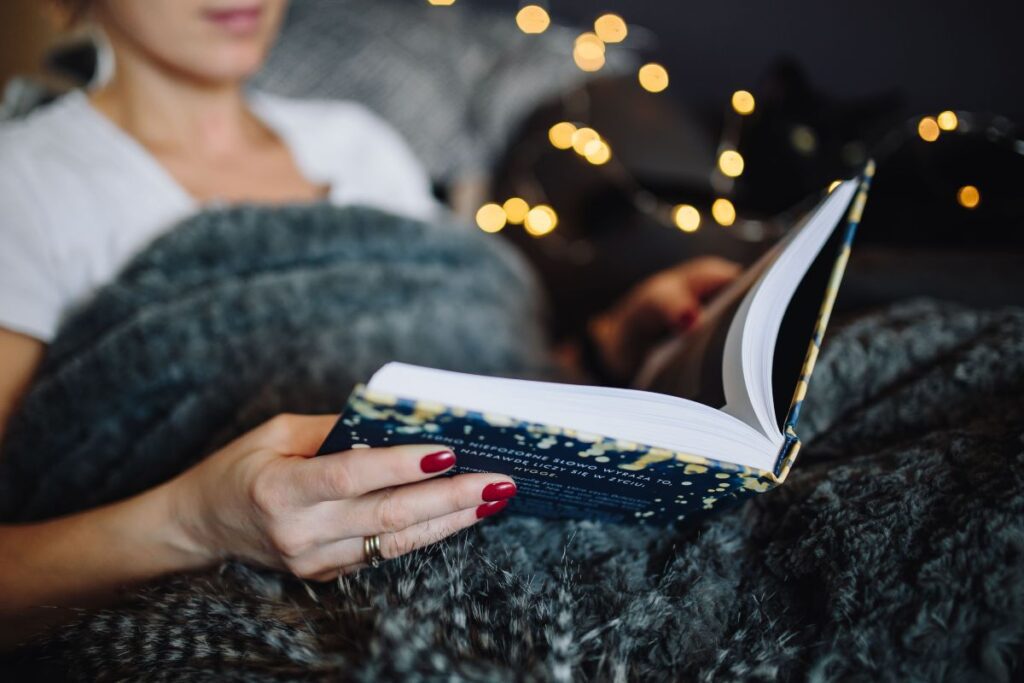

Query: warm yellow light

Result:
[515,4,550,34]
[585,140,612,165]
[581,138,601,156]
[937,110,958,131]
[573,32,606,72]
[918,116,940,142]
[731,90,755,115]
[718,150,744,177]
[571,127,600,155]
[475,203,507,232]
[548,121,577,149]
[502,197,529,224]
[638,63,669,93]
[957,185,980,209]
[828,180,842,193]
[573,46,606,72]
[673,204,701,232]
[594,13,628,43]
[575,32,605,58]
[711,198,736,226]
[525,205,558,236]
[427,0,456,5]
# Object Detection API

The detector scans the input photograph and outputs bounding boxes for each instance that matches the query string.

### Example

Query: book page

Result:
[632,238,782,405]
[635,180,858,441]
[722,180,858,439]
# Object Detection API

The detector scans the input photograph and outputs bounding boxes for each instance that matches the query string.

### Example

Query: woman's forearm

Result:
[0,479,212,649]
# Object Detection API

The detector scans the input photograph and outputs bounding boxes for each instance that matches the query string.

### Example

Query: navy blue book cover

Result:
[317,165,874,524]
[318,387,777,524]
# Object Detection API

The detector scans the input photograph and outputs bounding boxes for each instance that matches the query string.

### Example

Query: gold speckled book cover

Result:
[320,386,781,524]
[318,166,873,524]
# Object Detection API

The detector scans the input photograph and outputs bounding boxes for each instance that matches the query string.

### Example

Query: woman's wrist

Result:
[150,474,220,572]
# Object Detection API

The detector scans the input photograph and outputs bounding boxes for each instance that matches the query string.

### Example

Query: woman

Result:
[0,0,738,645]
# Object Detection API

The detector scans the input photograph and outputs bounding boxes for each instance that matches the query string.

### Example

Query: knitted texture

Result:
[2,206,1021,680]
[0,204,552,522]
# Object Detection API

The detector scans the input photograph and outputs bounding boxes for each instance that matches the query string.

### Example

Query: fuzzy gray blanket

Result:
[0,204,552,522]
[3,205,1022,681]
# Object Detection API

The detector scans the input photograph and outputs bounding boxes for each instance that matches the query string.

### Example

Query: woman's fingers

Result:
[651,257,742,329]
[286,444,459,505]
[677,257,742,298]
[315,472,516,540]
[303,504,506,579]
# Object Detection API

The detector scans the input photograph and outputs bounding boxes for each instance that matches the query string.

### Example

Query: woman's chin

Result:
[181,49,269,84]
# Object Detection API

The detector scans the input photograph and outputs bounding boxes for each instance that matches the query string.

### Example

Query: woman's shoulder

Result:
[0,90,95,164]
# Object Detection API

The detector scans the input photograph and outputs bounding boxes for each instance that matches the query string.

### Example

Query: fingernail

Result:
[420,450,456,473]
[476,499,509,519]
[482,481,517,501]
[676,309,698,332]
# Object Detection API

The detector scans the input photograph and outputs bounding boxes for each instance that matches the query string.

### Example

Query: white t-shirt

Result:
[0,90,440,341]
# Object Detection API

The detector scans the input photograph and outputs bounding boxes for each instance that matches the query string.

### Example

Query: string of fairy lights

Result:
[427,1,986,237]
[463,1,766,239]
[916,110,982,208]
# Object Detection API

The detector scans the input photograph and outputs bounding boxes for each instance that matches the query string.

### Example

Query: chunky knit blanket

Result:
[2,206,1022,681]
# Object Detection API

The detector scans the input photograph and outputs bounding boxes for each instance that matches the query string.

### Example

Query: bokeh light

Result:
[584,140,612,165]
[427,0,456,5]
[475,203,507,232]
[525,205,558,236]
[548,121,576,149]
[638,63,669,93]
[515,4,550,34]
[594,14,628,43]
[672,204,701,232]
[502,197,529,224]
[573,32,606,72]
[918,116,940,142]
[731,90,755,115]
[573,48,606,72]
[718,150,745,177]
[790,125,817,155]
[711,198,736,226]
[571,127,600,155]
[575,32,605,59]
[828,180,842,193]
[937,110,959,131]
[957,185,980,209]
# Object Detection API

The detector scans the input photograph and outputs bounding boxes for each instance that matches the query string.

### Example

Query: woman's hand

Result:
[588,257,741,382]
[169,414,515,581]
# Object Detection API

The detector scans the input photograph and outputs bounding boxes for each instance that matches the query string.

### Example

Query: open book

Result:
[318,163,874,523]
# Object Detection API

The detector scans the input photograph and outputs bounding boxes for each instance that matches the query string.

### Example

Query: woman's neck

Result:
[89,37,264,156]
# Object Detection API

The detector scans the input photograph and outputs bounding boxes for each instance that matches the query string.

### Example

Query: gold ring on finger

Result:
[363,534,384,568]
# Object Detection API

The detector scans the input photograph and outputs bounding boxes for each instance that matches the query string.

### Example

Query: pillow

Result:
[251,0,635,182]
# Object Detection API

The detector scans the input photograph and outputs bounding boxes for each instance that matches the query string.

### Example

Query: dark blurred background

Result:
[479,0,1024,121]
[3,0,1022,340]
[474,0,1024,337]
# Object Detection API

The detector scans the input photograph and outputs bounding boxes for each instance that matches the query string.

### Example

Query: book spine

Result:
[772,429,802,482]
[776,160,875,475]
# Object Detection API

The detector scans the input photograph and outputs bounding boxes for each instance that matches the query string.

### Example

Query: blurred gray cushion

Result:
[251,0,635,181]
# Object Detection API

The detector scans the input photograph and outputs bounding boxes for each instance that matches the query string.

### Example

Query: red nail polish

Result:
[476,499,509,519]
[482,481,517,501]
[420,450,456,473]
[676,309,698,332]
